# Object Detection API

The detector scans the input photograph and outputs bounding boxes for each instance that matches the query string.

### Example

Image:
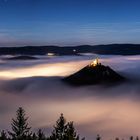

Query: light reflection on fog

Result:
[0,55,140,140]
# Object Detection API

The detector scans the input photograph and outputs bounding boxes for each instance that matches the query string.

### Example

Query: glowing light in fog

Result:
[47,53,55,56]
[90,58,99,67]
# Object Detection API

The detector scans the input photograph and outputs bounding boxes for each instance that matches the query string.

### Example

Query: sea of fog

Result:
[0,55,140,140]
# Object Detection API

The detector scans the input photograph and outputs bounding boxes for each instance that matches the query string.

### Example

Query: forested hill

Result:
[0,44,140,55]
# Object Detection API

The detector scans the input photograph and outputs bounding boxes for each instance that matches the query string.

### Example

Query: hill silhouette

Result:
[0,44,140,55]
[63,59,125,86]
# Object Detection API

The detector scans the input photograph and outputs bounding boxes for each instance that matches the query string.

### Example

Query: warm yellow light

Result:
[90,58,99,66]
[47,53,55,56]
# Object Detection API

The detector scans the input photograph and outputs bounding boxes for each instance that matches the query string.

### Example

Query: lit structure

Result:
[90,58,100,67]
[47,53,55,56]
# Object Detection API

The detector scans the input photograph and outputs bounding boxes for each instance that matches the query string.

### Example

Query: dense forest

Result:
[0,107,139,140]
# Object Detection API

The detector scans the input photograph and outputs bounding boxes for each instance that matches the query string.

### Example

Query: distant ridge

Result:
[0,44,140,55]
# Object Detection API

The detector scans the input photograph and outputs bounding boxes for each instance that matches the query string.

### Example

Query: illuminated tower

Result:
[90,58,100,67]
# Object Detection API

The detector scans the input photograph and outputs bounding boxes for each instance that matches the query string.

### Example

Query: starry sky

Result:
[0,0,140,46]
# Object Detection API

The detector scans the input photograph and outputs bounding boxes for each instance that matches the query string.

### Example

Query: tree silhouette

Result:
[48,114,83,140]
[37,129,46,140]
[1,107,138,140]
[130,136,134,140]
[64,122,79,140]
[96,134,101,140]
[49,113,66,140]
[136,136,139,140]
[32,133,37,140]
[0,130,7,140]
[115,137,119,140]
[8,107,31,140]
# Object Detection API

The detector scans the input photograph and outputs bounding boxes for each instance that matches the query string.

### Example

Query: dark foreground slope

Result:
[63,63,125,86]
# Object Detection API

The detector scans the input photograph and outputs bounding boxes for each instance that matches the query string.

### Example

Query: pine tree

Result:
[115,137,119,140]
[64,122,79,140]
[0,130,7,140]
[37,129,46,140]
[136,136,139,140]
[130,136,133,140]
[96,134,101,140]
[8,107,31,140]
[48,114,83,140]
[50,113,66,140]
[32,133,38,140]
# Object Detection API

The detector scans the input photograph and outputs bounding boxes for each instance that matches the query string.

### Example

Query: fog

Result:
[0,55,140,140]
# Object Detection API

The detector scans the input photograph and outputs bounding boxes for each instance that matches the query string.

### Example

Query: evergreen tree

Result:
[64,122,79,140]
[32,133,38,140]
[50,113,66,140]
[37,129,46,140]
[130,136,133,140]
[8,107,31,140]
[136,136,139,140]
[48,114,83,140]
[0,130,7,140]
[115,137,119,140]
[96,134,101,140]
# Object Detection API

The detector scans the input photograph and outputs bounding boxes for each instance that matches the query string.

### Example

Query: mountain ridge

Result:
[0,44,140,55]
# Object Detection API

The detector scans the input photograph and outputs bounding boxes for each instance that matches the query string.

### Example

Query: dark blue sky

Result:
[0,0,140,46]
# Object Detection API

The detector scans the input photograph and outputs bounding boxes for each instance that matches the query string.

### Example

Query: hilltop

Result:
[63,59,125,86]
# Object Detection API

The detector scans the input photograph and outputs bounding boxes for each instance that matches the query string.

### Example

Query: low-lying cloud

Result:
[0,55,140,140]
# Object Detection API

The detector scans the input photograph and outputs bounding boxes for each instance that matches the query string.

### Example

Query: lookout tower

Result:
[90,58,101,67]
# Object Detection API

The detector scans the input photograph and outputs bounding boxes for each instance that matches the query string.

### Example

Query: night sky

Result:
[0,0,140,46]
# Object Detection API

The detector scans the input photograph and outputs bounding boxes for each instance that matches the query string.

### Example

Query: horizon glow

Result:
[0,0,140,46]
